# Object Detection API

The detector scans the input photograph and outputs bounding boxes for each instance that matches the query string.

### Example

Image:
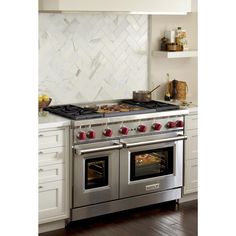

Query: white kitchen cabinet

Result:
[184,111,198,194]
[39,0,191,14]
[38,127,69,225]
[39,129,64,149]
[184,158,198,194]
[39,164,64,184]
[39,180,65,221]
[38,147,65,166]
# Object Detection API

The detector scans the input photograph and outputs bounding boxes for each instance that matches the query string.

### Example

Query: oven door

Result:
[73,141,122,207]
[120,132,186,198]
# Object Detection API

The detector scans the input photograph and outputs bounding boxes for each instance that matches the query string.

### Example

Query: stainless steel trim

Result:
[121,135,187,148]
[74,143,123,155]
[71,188,181,221]
[71,109,189,127]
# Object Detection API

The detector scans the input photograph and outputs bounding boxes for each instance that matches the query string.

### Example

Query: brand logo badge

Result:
[146,183,160,191]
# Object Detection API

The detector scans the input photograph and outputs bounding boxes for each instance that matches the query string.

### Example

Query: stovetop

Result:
[122,100,179,111]
[44,105,103,120]
[44,100,180,120]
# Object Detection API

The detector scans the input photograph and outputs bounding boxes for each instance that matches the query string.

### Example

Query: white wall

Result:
[39,13,148,105]
[149,13,198,104]
[39,12,198,105]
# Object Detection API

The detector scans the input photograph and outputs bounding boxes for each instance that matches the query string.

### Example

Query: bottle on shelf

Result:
[175,27,188,51]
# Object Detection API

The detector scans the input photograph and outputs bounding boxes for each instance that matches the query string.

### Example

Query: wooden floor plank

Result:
[39,200,197,236]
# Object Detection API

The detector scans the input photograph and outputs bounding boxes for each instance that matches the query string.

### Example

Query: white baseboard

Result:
[39,220,65,234]
[180,192,198,203]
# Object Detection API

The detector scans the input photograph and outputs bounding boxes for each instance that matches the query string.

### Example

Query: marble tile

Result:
[39,13,148,105]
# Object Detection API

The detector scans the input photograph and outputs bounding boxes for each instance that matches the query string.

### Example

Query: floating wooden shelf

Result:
[152,50,198,58]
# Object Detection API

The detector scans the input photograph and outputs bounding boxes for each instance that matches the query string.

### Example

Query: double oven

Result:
[71,114,187,221]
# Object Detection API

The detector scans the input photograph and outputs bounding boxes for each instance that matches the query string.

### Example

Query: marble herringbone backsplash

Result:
[39,13,148,105]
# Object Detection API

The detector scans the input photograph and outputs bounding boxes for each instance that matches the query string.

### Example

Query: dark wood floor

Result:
[40,200,197,236]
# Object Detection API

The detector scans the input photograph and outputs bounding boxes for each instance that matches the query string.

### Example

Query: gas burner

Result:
[121,100,179,111]
[44,105,103,120]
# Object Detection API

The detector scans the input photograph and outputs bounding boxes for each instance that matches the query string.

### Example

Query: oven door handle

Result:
[120,135,187,148]
[74,143,123,155]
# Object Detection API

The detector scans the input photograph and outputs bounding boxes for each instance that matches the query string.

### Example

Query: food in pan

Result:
[135,153,162,166]
[96,104,144,113]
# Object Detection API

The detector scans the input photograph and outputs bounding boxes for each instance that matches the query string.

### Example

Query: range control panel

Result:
[73,116,184,144]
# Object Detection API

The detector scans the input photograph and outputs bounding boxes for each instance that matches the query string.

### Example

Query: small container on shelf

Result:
[160,37,168,51]
[166,42,183,52]
[175,27,188,51]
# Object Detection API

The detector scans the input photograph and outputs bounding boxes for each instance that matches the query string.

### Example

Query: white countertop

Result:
[158,99,198,114]
[180,103,198,114]
[38,113,71,130]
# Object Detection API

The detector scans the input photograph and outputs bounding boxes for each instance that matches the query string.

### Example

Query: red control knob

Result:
[119,126,129,135]
[176,120,184,128]
[87,130,96,139]
[137,124,147,132]
[167,121,176,129]
[152,123,162,131]
[77,131,86,140]
[103,128,113,137]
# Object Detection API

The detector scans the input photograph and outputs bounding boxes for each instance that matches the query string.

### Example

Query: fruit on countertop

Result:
[38,94,50,102]
[38,95,43,102]
[38,94,52,110]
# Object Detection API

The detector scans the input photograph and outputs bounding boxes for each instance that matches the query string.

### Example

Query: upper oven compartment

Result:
[39,0,191,15]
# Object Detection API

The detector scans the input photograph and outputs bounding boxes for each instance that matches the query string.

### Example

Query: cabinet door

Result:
[185,114,198,130]
[185,129,198,160]
[184,158,198,194]
[39,130,64,149]
[39,164,64,184]
[38,147,65,166]
[38,180,66,223]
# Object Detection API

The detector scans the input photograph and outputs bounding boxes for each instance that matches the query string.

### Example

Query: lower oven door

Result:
[73,141,122,207]
[120,132,186,198]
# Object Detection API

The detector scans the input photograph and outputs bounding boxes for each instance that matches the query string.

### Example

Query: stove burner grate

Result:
[122,100,179,111]
[44,105,103,120]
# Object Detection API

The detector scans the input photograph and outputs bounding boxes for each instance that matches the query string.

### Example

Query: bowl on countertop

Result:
[38,97,52,116]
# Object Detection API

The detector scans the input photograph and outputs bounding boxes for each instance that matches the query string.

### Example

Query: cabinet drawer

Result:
[185,129,198,160]
[39,164,64,183]
[184,158,198,194]
[39,130,64,149]
[38,180,65,222]
[39,147,65,166]
[185,114,198,130]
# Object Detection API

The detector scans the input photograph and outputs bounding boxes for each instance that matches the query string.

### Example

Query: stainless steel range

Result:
[45,99,188,221]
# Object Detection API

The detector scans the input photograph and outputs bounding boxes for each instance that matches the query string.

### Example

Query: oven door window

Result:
[130,147,173,181]
[85,156,108,189]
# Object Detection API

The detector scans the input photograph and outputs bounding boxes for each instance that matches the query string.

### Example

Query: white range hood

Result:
[39,0,191,15]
